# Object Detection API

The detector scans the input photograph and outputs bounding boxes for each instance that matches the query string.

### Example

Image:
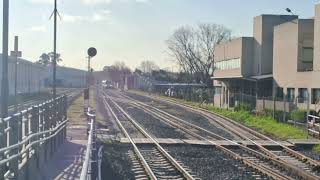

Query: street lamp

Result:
[52,0,58,98]
[1,0,9,118]
[285,8,294,15]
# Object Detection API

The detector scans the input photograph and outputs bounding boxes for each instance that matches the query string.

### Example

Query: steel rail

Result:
[115,91,320,180]
[169,96,320,168]
[104,95,195,180]
[102,98,157,180]
[107,93,293,179]
[132,91,320,166]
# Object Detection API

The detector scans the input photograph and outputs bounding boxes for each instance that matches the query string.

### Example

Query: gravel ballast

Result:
[165,144,270,180]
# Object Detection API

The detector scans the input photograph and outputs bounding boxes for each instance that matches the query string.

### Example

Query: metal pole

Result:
[0,1,9,178]
[52,0,57,99]
[88,56,91,87]
[1,0,9,118]
[14,54,18,112]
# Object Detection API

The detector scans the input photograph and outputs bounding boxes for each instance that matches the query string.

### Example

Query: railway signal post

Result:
[84,47,97,113]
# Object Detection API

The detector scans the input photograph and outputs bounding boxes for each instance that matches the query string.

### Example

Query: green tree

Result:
[37,53,50,66]
[48,52,63,64]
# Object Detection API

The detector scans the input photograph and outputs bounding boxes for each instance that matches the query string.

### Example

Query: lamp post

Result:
[0,0,9,178]
[52,0,58,98]
[1,0,9,118]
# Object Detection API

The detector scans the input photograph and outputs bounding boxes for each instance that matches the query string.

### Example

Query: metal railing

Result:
[80,109,97,180]
[0,95,68,179]
[307,115,320,138]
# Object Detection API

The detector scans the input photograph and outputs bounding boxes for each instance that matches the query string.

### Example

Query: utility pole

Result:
[1,0,9,118]
[87,56,91,88]
[52,0,58,98]
[11,36,22,113]
[0,1,9,178]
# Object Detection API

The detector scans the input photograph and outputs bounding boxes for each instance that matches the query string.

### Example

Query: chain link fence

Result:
[153,86,215,104]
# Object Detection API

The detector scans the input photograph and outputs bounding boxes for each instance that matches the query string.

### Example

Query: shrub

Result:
[234,103,252,112]
[290,109,307,123]
[312,144,320,153]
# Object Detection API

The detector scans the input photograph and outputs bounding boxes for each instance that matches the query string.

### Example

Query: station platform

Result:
[39,100,88,180]
[118,138,320,147]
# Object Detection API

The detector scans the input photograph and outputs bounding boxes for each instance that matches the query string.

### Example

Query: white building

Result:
[44,65,86,88]
[0,55,46,95]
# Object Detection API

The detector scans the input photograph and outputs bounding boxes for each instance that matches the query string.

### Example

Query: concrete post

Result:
[31,106,40,169]
[9,116,19,179]
[283,88,287,122]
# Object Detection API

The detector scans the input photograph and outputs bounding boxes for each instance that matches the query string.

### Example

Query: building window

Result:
[300,47,313,71]
[276,87,283,100]
[312,88,320,104]
[214,58,241,70]
[287,88,295,102]
[214,86,222,94]
[298,88,308,103]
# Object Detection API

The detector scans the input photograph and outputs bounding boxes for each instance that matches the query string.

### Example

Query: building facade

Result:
[213,4,320,113]
[272,5,320,112]
[213,14,297,109]
[44,66,86,88]
[0,55,46,95]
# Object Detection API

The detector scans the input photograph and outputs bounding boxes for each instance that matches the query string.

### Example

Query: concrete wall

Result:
[241,37,254,76]
[253,15,298,76]
[214,37,253,78]
[0,55,46,95]
[273,18,320,110]
[314,4,320,71]
[45,66,86,88]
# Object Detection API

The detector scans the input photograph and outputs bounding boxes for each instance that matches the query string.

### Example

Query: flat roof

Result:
[154,83,206,87]
[211,74,272,81]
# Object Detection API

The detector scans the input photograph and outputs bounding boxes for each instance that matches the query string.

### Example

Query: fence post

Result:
[89,111,98,180]
[31,106,40,169]
[9,116,19,179]
[64,95,68,140]
[43,102,50,161]
[283,93,287,122]
[0,118,7,179]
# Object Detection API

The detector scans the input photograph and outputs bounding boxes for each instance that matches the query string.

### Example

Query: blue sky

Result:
[0,0,318,70]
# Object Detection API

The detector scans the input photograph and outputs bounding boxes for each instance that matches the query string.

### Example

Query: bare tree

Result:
[138,60,159,73]
[103,61,131,83]
[166,23,231,85]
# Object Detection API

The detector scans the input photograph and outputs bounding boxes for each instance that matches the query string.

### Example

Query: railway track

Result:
[102,94,198,180]
[130,91,320,172]
[104,90,320,180]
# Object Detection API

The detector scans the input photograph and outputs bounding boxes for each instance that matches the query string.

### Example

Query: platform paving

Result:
[39,100,88,180]
[287,139,320,145]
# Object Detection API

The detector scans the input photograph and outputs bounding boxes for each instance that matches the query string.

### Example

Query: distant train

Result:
[102,80,114,89]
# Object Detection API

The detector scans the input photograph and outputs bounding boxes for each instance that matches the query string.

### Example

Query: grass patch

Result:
[67,95,86,122]
[130,90,308,140]
[312,144,320,153]
[203,105,307,140]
